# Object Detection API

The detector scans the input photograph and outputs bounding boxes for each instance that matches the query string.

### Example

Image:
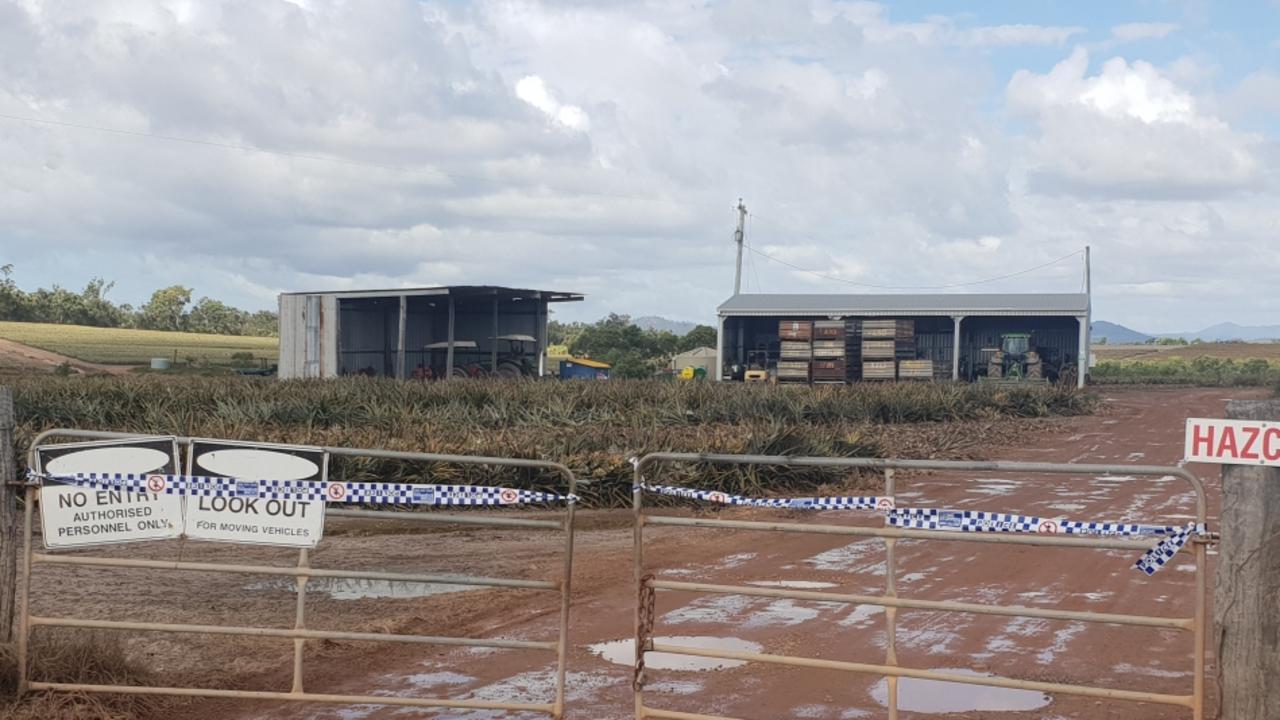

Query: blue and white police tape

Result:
[633,484,1202,575]
[636,483,895,511]
[32,472,577,506]
[886,507,1205,575]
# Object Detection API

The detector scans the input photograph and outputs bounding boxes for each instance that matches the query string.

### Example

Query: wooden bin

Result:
[777,360,810,382]
[812,340,846,358]
[862,319,896,339]
[862,360,896,380]
[812,359,847,383]
[861,339,896,359]
[779,321,813,341]
[813,320,846,339]
[898,359,934,380]
[780,341,813,359]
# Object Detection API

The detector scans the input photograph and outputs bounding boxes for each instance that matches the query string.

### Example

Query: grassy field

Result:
[9,376,1093,506]
[0,321,278,366]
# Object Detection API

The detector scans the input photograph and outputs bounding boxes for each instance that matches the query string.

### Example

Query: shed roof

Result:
[281,285,584,303]
[717,293,1087,317]
[673,346,718,358]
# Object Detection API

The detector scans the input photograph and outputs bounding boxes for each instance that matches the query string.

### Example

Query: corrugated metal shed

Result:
[278,285,582,380]
[718,293,1088,317]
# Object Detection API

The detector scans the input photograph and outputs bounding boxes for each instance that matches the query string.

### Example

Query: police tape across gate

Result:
[636,482,1203,575]
[31,472,579,549]
[35,472,578,506]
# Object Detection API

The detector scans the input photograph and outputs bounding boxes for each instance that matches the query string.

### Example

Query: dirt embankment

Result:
[0,337,131,375]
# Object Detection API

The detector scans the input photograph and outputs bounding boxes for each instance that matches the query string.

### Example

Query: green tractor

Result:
[988,333,1037,381]
[985,333,1077,385]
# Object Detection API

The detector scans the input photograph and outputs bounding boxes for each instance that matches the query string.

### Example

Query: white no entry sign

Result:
[183,439,327,548]
[36,438,184,549]
[1185,418,1280,467]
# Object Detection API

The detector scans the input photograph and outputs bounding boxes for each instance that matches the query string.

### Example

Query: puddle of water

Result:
[647,679,704,695]
[1112,662,1191,678]
[1047,502,1086,513]
[796,704,862,718]
[663,594,755,625]
[746,580,837,589]
[246,577,474,600]
[870,668,1051,713]
[838,604,884,628]
[746,599,827,627]
[805,540,881,572]
[404,671,473,689]
[719,552,757,568]
[1037,621,1087,664]
[589,636,763,671]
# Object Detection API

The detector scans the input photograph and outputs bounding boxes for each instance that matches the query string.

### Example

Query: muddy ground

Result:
[18,386,1257,719]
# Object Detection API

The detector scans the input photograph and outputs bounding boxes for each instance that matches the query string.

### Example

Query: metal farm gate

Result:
[630,453,1211,720]
[15,429,580,717]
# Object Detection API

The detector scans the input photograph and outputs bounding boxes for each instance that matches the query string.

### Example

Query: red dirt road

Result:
[153,387,1257,718]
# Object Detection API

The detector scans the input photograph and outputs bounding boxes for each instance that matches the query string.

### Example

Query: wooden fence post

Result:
[1214,399,1280,719]
[0,387,17,644]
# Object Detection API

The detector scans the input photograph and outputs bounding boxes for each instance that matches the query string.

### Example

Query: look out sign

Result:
[184,439,327,548]
[1185,418,1280,467]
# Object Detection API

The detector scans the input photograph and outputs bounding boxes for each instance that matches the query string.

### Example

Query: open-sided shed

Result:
[716,293,1091,387]
[278,286,583,379]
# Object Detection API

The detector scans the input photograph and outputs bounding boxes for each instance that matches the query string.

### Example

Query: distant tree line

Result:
[549,313,717,379]
[0,265,278,337]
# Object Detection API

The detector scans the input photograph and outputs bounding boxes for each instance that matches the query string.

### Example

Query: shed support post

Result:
[396,295,407,380]
[951,316,963,381]
[445,295,456,380]
[537,300,547,377]
[715,316,725,381]
[1215,399,1280,719]
[0,387,16,644]
[1076,315,1087,389]
[491,294,499,374]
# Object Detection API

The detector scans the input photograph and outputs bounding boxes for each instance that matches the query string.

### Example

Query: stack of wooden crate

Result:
[777,320,812,383]
[860,320,897,380]
[811,320,847,384]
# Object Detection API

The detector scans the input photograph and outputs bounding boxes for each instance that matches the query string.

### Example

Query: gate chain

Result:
[634,573,656,691]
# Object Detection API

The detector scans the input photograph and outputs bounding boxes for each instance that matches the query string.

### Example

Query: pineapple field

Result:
[9,376,1093,506]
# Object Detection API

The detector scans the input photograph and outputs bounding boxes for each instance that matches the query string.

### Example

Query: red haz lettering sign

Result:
[1185,418,1280,467]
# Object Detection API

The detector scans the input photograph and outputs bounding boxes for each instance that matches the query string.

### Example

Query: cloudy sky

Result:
[2,1,1278,332]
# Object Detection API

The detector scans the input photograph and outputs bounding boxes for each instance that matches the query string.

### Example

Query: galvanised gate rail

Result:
[630,453,1209,720]
[17,428,579,718]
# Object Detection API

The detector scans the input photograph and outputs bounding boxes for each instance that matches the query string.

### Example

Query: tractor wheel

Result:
[1059,364,1078,387]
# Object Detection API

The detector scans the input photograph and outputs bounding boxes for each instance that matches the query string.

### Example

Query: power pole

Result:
[732,199,747,295]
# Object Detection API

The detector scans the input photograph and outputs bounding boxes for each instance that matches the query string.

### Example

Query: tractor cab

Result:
[987,332,1042,381]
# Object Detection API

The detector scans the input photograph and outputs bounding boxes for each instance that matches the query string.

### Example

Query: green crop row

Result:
[1091,357,1280,387]
[8,376,1094,506]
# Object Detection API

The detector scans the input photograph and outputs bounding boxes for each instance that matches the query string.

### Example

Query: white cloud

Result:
[1109,22,1178,43]
[1007,48,1261,198]
[515,75,590,132]
[818,3,1082,47]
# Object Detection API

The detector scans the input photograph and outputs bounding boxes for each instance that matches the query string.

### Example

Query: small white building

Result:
[670,346,717,373]
[278,286,583,380]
